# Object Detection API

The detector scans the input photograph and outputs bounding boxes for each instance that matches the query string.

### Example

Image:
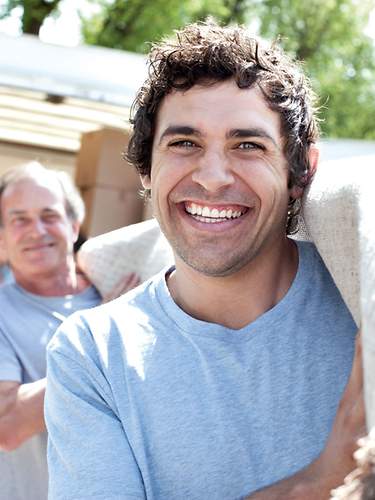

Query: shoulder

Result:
[294,240,356,327]
[48,272,164,364]
[71,284,102,310]
[0,282,18,296]
[295,240,332,280]
[294,239,320,261]
[0,283,24,308]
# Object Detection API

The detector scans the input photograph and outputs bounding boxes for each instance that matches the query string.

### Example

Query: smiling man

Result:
[0,162,102,500]
[45,21,363,499]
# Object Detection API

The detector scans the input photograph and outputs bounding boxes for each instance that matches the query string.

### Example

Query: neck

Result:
[14,259,90,297]
[167,237,299,330]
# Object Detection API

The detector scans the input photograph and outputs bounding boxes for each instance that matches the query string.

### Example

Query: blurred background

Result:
[0,0,374,238]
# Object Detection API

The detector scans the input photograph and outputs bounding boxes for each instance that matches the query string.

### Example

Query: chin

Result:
[180,253,254,278]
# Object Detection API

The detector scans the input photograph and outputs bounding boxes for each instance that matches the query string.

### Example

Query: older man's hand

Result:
[102,272,141,303]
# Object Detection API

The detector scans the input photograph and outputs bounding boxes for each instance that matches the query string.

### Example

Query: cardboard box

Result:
[76,128,141,191]
[81,186,145,238]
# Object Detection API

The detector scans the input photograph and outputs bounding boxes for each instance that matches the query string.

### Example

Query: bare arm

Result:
[246,332,366,499]
[0,378,46,452]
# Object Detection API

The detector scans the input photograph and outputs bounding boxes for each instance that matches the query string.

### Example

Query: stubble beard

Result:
[166,229,262,278]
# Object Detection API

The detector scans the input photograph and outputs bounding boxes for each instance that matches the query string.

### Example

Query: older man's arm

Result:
[0,378,46,451]
[0,269,138,455]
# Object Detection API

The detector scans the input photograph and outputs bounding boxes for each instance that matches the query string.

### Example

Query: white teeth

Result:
[185,204,244,220]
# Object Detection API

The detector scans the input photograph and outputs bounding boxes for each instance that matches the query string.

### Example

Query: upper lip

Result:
[182,200,252,212]
[23,242,54,251]
[185,200,249,208]
[181,196,252,206]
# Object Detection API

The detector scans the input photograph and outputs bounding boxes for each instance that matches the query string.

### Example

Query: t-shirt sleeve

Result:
[45,313,145,500]
[0,326,22,382]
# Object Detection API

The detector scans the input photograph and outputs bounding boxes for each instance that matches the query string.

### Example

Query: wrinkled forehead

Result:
[1,174,66,213]
[153,80,282,145]
[5,171,63,194]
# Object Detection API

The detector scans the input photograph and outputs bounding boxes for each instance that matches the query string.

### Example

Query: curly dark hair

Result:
[127,20,320,234]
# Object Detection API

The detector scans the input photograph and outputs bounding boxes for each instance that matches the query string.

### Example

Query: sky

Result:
[0,0,374,47]
[0,0,97,46]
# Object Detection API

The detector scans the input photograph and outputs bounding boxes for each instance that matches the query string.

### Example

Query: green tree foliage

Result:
[81,0,252,53]
[0,0,62,34]
[256,0,375,139]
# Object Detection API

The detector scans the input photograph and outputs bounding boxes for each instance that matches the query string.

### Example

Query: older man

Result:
[0,162,138,500]
[46,21,363,499]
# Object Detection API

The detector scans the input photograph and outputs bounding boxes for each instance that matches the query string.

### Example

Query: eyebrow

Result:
[158,126,202,144]
[7,209,27,217]
[158,125,279,148]
[228,128,278,147]
[7,207,59,217]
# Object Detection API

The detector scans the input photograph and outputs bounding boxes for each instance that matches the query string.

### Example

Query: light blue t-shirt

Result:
[46,241,356,500]
[0,283,101,500]
[0,282,101,383]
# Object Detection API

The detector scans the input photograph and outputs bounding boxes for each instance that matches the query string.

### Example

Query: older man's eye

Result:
[12,216,28,225]
[43,214,59,223]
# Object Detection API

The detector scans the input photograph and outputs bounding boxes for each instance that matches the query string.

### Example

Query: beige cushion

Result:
[359,166,375,428]
[298,155,374,427]
[296,158,364,326]
[77,218,173,298]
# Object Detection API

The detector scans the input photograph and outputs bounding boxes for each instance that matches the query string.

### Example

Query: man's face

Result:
[144,79,301,277]
[0,176,79,282]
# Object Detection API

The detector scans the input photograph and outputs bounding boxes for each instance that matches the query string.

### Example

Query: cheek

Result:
[236,166,290,220]
[236,161,289,196]
[151,154,192,195]
[7,230,24,245]
[48,225,70,241]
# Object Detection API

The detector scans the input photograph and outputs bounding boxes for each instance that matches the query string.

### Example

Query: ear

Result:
[141,175,151,190]
[289,144,320,200]
[308,144,319,179]
[0,229,8,264]
[71,221,80,243]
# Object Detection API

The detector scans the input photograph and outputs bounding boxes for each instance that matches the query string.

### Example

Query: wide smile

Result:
[23,242,55,252]
[183,201,249,224]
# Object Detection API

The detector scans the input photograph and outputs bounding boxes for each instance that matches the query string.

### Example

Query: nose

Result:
[191,150,235,193]
[29,218,48,237]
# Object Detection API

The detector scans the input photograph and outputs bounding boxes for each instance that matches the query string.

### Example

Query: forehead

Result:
[1,176,66,215]
[154,79,281,140]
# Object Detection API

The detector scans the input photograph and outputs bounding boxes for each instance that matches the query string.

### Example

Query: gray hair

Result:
[0,161,85,225]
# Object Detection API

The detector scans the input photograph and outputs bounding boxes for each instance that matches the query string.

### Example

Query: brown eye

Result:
[170,140,196,148]
[12,217,27,226]
[238,142,263,150]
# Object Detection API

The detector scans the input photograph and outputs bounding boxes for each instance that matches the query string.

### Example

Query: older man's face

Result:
[0,176,79,283]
